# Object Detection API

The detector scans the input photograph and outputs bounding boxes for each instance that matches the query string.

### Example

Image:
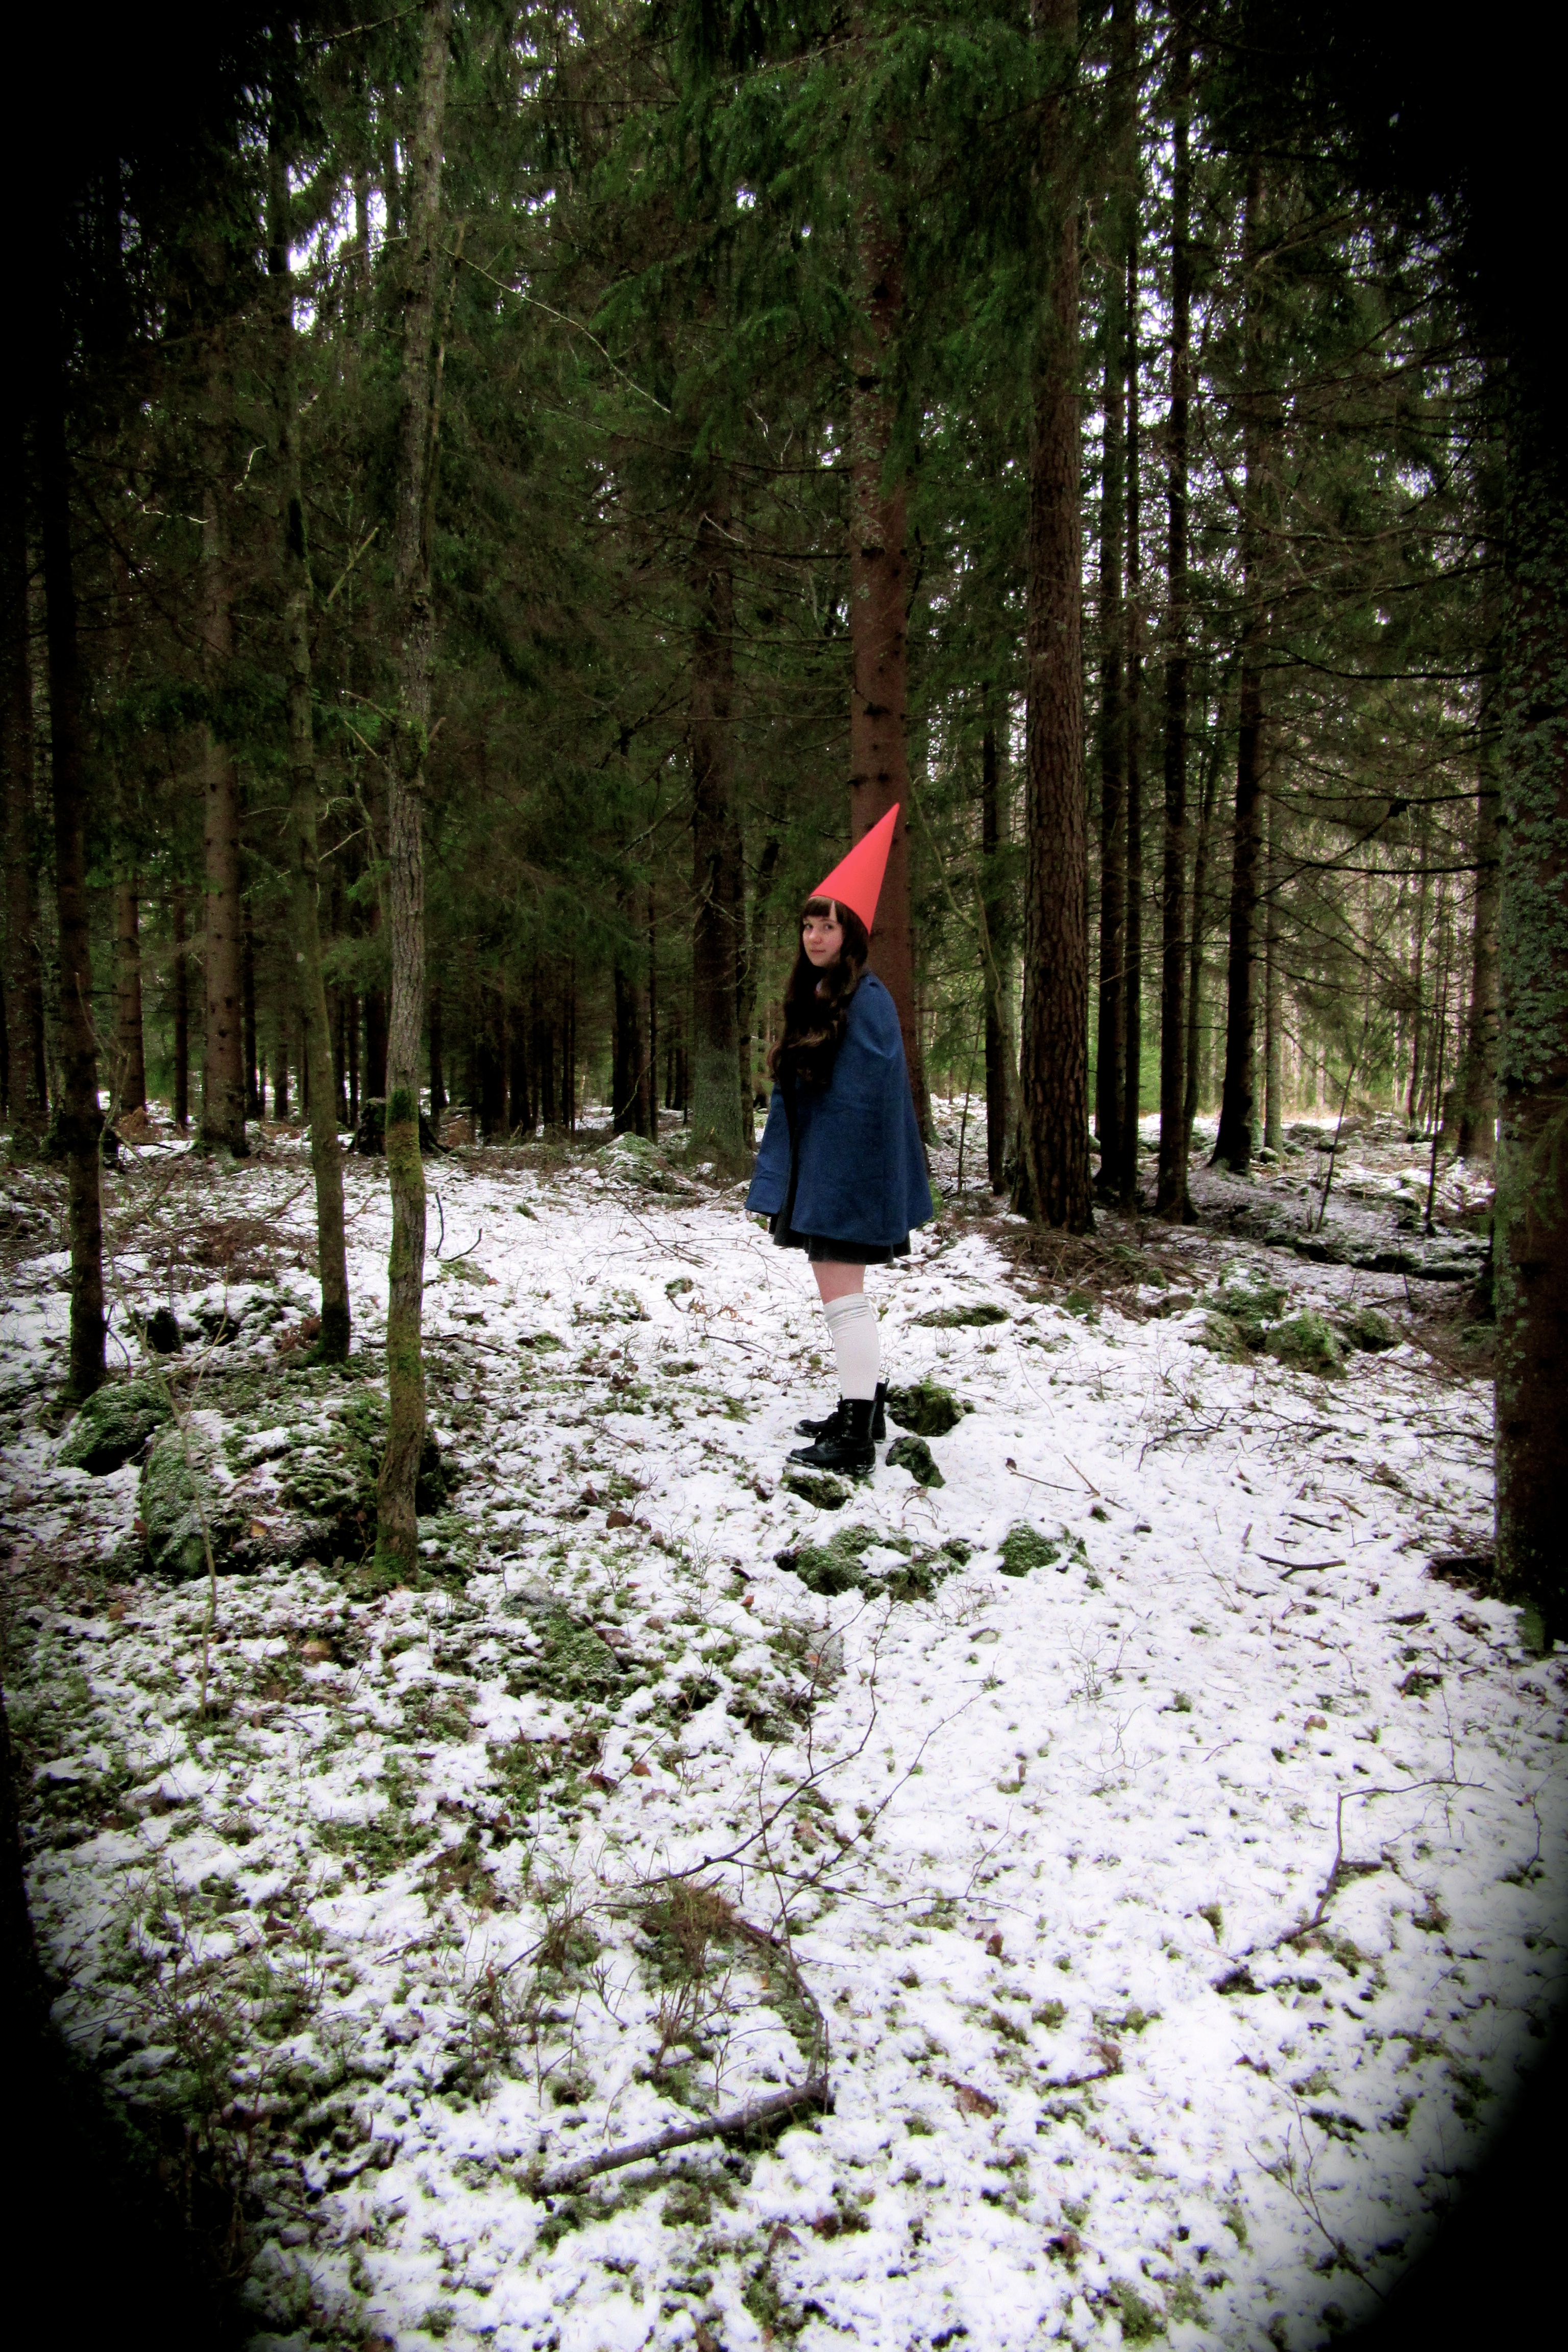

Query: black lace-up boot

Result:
[786,1394,877,1475]
[795,1380,886,1442]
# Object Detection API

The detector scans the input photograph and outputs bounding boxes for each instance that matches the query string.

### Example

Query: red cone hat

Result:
[813,803,899,933]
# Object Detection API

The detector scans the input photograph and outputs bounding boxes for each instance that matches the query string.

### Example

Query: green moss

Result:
[508,1605,625,1702]
[885,1380,971,1437]
[1338,1304,1399,1352]
[1265,1312,1348,1376]
[911,1302,1009,1329]
[60,1378,171,1474]
[1195,1312,1251,1362]
[886,1434,945,1488]
[779,1524,878,1595]
[998,1524,1061,1577]
[780,1467,853,1510]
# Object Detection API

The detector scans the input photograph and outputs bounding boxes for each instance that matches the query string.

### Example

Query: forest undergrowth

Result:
[2,1108,1562,2352]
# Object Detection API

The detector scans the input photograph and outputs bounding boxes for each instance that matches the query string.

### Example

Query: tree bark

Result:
[429,982,446,1117]
[1184,717,1223,1147]
[109,550,146,1118]
[270,115,350,1360]
[738,838,779,1145]
[1155,14,1192,1221]
[1094,262,1126,1192]
[1212,159,1267,1174]
[980,717,1015,1193]
[849,152,923,1110]
[36,351,104,1398]
[688,475,745,1164]
[376,0,450,1578]
[198,318,248,1156]
[170,883,189,1130]
[241,896,261,1116]
[1493,394,1568,1639]
[1119,224,1144,1212]
[3,407,47,1131]
[1458,609,1501,1162]
[113,883,145,1114]
[612,954,649,1138]
[1013,0,1092,1233]
[1263,780,1283,1153]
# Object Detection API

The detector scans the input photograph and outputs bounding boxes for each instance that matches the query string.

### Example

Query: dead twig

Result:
[533,2073,828,2199]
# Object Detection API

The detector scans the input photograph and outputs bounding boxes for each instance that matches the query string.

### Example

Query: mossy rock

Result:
[778,1523,881,1595]
[60,1378,171,1475]
[998,1523,1062,1577]
[781,1466,853,1509]
[911,1302,1008,1330]
[1195,1312,1252,1363]
[886,1434,945,1489]
[1265,1312,1347,1376]
[1338,1304,1398,1353]
[140,1378,454,1579]
[140,1414,249,1579]
[1204,1279,1286,1350]
[885,1379,970,1438]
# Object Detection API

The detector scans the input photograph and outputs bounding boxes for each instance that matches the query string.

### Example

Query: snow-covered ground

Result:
[3,1115,1562,2352]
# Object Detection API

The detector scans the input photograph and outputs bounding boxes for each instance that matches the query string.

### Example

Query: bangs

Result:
[801,896,837,920]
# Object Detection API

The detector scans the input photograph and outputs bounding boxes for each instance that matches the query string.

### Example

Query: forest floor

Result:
[2,1106,1562,2352]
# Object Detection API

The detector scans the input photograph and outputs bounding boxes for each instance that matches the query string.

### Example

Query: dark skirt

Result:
[769,1215,910,1266]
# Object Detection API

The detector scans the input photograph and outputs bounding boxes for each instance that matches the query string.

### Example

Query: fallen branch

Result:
[1262,1555,1346,1575]
[534,2074,828,2198]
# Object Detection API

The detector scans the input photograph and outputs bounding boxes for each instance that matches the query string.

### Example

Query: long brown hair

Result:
[768,896,870,1088]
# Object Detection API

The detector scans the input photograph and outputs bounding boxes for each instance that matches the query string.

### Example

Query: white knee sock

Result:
[822,1292,880,1401]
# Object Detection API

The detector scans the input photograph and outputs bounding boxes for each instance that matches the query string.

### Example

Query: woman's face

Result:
[802,905,845,968]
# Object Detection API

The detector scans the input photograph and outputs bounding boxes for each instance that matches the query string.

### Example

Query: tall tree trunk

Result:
[110,553,145,1116]
[648,886,660,1140]
[564,965,577,1132]
[1494,384,1568,1636]
[364,971,388,1099]
[1013,0,1092,1232]
[737,839,779,1146]
[4,411,47,1129]
[241,896,261,1116]
[376,0,450,1578]
[1213,159,1267,1173]
[271,1036,289,1121]
[507,983,529,1134]
[848,154,923,1111]
[1184,716,1223,1146]
[1119,223,1144,1211]
[1406,832,1430,1128]
[1458,612,1501,1162]
[199,322,248,1156]
[1156,12,1192,1220]
[1094,257,1126,1192]
[429,982,446,1117]
[688,475,744,1163]
[36,351,104,1398]
[1263,780,1283,1153]
[979,717,1015,1193]
[612,946,648,1136]
[270,116,350,1360]
[476,982,504,1138]
[113,884,145,1114]
[171,883,189,1131]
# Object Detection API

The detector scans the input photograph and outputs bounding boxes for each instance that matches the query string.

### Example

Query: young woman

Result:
[746,808,933,1473]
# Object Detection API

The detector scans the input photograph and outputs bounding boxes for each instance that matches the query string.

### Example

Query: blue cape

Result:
[746,972,933,1246]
